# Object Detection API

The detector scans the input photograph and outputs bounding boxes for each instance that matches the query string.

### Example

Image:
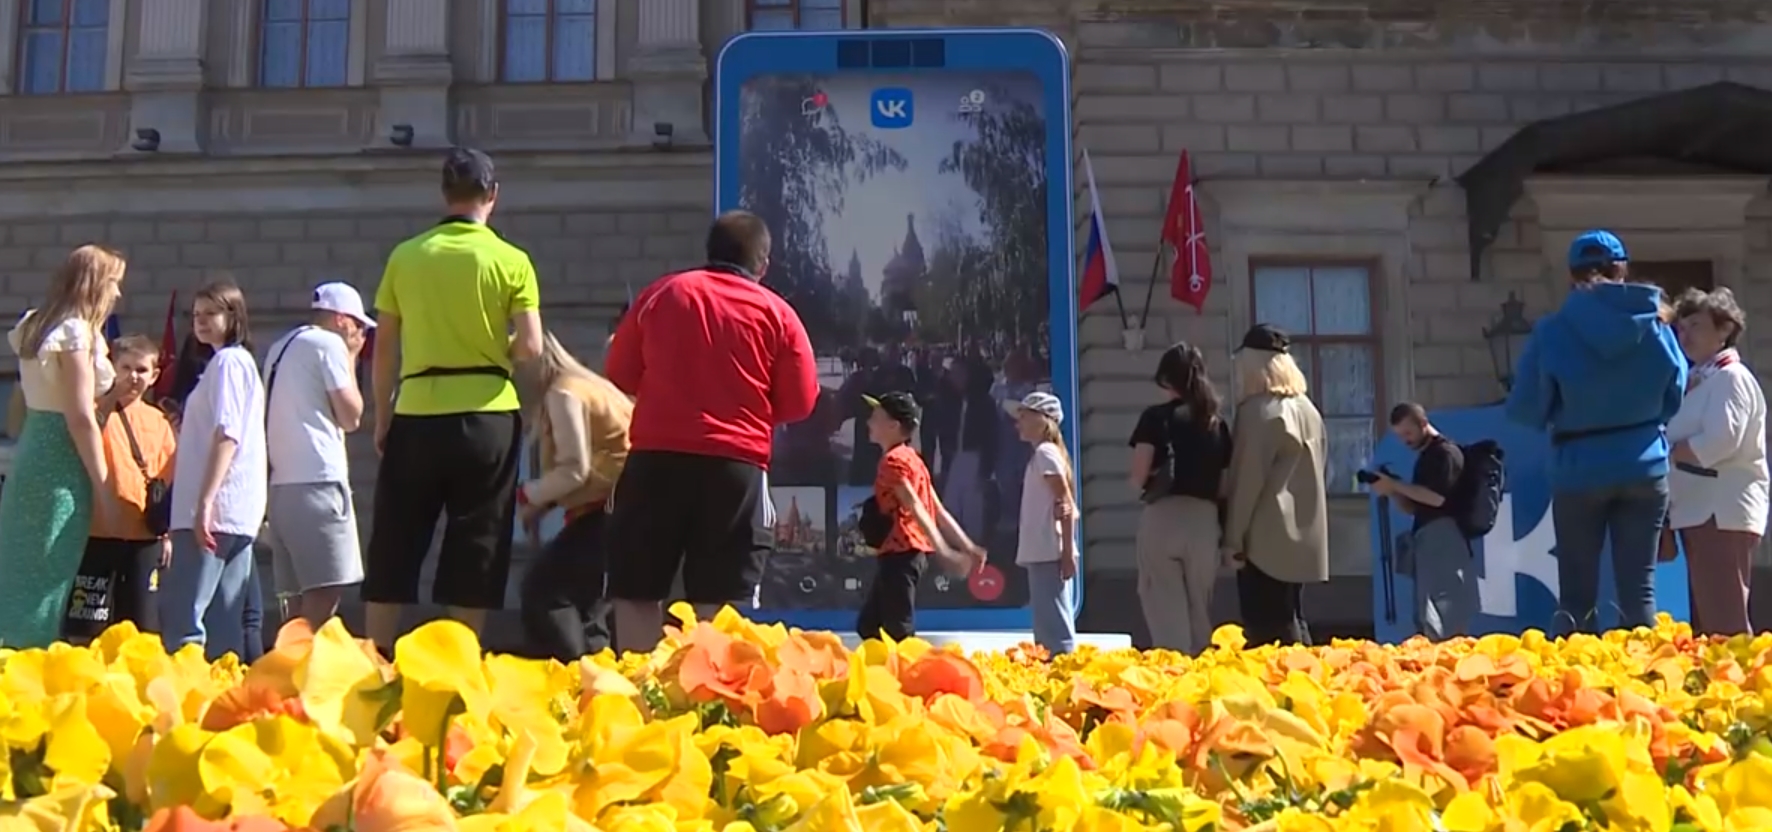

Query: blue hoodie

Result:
[1505,282,1686,493]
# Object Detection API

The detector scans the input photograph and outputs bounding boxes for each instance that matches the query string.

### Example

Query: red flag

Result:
[1161,151,1212,313]
[152,291,178,399]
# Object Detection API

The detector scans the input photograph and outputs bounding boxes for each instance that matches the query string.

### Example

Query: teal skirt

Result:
[0,409,92,648]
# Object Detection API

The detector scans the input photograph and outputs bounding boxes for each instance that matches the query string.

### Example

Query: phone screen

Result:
[735,70,1056,612]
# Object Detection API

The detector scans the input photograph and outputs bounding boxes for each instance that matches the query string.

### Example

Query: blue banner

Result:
[1369,403,1690,643]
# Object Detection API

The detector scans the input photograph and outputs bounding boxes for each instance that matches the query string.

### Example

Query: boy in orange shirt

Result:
[858,392,984,641]
[67,335,176,640]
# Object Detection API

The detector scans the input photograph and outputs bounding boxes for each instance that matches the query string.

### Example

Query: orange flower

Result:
[1512,668,1613,733]
[676,623,771,710]
[982,699,1094,770]
[309,749,459,832]
[1070,680,1140,725]
[777,631,850,681]
[897,651,985,704]
[1359,698,1469,791]
[1132,702,1203,761]
[755,667,824,736]
[144,806,290,832]
[201,683,310,732]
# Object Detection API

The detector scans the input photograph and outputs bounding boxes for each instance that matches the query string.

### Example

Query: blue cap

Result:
[1568,229,1628,268]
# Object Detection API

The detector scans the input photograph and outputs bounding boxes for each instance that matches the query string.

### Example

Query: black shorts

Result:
[363,411,521,609]
[605,450,770,604]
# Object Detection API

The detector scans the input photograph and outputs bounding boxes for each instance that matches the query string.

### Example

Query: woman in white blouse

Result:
[0,245,126,648]
[1667,287,1767,636]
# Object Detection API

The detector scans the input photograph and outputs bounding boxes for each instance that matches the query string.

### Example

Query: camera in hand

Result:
[1356,464,1398,486]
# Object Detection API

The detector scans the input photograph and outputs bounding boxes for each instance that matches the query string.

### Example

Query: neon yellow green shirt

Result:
[374,221,539,416]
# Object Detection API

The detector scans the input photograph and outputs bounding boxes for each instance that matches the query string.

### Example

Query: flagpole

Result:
[1138,242,1163,330]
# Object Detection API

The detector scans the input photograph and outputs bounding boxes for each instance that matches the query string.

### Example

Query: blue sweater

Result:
[1504,283,1686,493]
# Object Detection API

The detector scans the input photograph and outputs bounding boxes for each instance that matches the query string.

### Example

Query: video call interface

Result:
[736,69,1056,611]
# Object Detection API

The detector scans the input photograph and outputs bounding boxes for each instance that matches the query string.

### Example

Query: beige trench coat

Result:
[1224,392,1331,584]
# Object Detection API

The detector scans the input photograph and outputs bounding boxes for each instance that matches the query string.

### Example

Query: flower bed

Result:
[3,605,1770,831]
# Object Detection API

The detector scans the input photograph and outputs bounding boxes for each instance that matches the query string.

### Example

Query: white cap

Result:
[311,282,375,328]
[1005,391,1064,424]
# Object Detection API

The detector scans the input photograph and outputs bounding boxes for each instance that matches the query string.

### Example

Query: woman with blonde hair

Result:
[0,244,126,647]
[1223,324,1329,647]
[516,331,633,660]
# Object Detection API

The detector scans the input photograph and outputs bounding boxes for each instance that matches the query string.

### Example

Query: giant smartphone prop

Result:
[714,29,1076,632]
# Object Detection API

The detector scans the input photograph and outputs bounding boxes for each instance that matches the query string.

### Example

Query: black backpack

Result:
[1452,440,1505,538]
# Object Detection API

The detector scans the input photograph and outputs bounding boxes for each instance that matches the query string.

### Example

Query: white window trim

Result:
[1524,175,1766,295]
[0,0,129,94]
[734,0,866,31]
[227,0,368,88]
[477,0,616,83]
[1203,179,1424,407]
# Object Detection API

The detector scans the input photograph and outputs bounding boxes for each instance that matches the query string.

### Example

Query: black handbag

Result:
[857,496,892,549]
[117,409,172,537]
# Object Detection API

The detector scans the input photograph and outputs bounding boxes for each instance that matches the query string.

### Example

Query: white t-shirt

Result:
[171,345,268,536]
[1016,442,1072,565]
[263,326,354,485]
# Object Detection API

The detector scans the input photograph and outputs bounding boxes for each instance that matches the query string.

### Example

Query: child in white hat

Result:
[1005,391,1078,654]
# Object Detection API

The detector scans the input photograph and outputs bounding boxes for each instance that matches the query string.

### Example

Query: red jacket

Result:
[605,266,818,468]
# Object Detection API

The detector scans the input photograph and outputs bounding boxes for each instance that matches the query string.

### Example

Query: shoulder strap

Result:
[264,327,314,424]
[116,407,151,478]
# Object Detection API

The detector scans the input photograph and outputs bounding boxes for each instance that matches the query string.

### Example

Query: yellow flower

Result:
[394,620,492,749]
[297,617,390,748]
[1509,725,1629,803]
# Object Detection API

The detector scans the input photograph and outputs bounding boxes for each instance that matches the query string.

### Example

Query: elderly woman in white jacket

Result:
[1666,287,1767,636]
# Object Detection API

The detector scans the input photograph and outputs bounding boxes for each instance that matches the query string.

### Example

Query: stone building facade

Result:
[3,0,1772,639]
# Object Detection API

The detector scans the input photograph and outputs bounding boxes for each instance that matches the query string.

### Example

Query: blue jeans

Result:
[1025,560,1076,654]
[158,530,256,661]
[1551,476,1668,634]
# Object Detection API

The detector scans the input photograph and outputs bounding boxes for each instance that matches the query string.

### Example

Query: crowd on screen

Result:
[0,148,1759,660]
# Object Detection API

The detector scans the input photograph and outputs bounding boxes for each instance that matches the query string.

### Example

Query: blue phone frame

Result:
[713,28,1078,634]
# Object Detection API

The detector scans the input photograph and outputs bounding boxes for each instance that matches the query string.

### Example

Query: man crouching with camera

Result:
[1369,403,1474,640]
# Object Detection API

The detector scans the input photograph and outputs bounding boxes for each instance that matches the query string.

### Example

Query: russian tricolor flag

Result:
[1078,150,1120,311]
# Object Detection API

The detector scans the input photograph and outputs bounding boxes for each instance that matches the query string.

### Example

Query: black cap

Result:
[442,147,496,194]
[863,391,921,430]
[1239,323,1290,354]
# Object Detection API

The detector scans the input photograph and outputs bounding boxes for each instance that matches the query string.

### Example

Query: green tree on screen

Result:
[739,78,906,351]
[939,87,1050,349]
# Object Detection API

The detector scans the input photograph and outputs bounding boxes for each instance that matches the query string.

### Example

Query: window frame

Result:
[744,0,857,31]
[13,0,109,95]
[257,0,353,89]
[1248,257,1386,492]
[497,0,599,84]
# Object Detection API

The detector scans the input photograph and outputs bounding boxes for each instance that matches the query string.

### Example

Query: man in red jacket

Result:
[605,210,819,652]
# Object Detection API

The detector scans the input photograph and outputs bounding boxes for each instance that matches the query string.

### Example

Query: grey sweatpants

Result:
[1413,516,1475,640]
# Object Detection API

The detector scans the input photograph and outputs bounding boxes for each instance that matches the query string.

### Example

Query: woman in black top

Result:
[1126,342,1232,653]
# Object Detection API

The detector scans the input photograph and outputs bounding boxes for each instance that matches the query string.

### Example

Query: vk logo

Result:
[870,88,913,129]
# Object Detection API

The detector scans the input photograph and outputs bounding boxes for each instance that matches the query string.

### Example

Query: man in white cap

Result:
[261,282,373,626]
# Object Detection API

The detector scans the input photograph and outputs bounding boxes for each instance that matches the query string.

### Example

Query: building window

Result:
[748,0,847,30]
[16,0,109,94]
[260,0,352,88]
[1251,263,1381,494]
[501,0,596,82]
